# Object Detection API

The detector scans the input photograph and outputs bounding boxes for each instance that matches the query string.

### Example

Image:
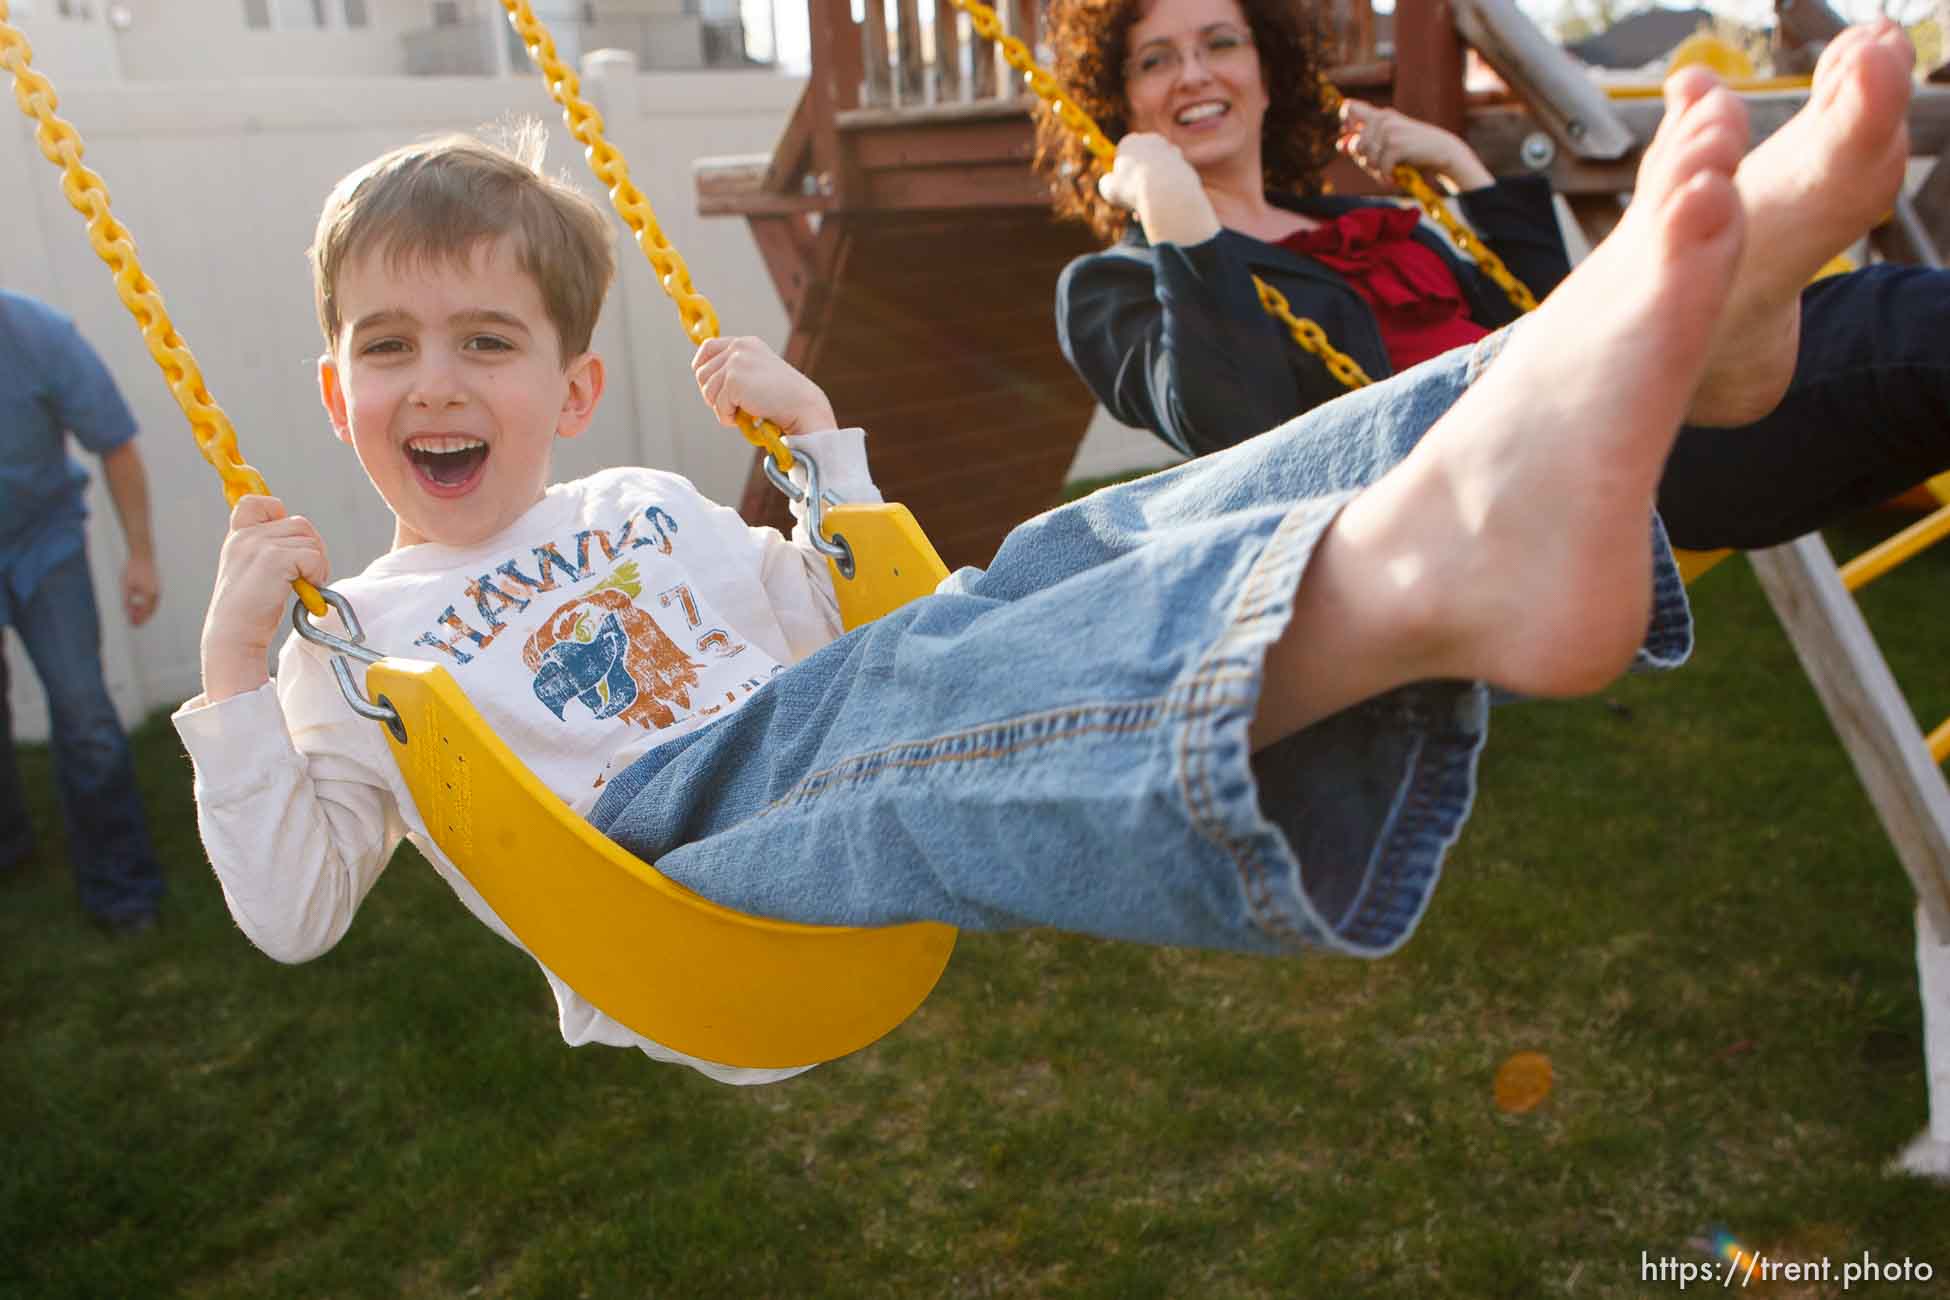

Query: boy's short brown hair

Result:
[310,120,615,361]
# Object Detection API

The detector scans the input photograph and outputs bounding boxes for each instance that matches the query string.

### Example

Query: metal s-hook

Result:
[291,587,407,743]
[762,447,856,580]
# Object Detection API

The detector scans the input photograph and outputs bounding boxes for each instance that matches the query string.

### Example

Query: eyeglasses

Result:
[1124,26,1255,88]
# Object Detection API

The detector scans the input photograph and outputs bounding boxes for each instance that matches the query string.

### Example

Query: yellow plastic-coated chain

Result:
[0,6,326,615]
[1312,76,1536,316]
[497,0,796,472]
[945,0,1114,163]
[1254,278,1372,387]
[1392,164,1537,311]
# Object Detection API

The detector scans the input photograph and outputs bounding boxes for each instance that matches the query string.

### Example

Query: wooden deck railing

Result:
[722,0,1950,223]
[846,0,1385,112]
[775,0,1518,216]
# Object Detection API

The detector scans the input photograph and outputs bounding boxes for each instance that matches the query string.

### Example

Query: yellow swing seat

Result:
[359,502,957,1069]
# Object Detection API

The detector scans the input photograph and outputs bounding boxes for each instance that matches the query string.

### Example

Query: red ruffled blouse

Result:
[1279,206,1487,374]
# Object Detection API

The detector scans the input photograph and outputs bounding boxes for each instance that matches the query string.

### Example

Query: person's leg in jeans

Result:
[0,633,34,873]
[1662,264,1950,549]
[593,71,1755,954]
[12,550,163,927]
[1661,20,1933,548]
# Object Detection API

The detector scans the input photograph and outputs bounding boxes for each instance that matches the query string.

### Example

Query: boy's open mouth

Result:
[407,435,489,489]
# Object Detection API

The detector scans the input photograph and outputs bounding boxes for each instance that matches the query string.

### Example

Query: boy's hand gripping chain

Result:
[941,0,1535,389]
[496,0,862,577]
[0,2,327,615]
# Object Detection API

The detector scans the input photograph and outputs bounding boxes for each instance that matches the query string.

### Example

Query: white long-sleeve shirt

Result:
[173,433,880,1085]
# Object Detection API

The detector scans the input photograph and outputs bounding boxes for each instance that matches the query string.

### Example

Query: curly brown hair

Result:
[1034,0,1340,244]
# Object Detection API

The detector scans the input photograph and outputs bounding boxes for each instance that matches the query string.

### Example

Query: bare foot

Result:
[1688,21,1914,426]
[1252,78,1749,746]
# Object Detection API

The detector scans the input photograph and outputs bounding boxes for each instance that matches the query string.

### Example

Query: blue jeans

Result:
[0,548,163,922]
[1660,264,1950,549]
[590,331,1691,956]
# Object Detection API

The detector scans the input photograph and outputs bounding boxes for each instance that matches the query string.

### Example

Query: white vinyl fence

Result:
[3,58,801,737]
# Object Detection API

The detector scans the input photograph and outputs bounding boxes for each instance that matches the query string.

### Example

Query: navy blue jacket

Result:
[1055,176,1572,457]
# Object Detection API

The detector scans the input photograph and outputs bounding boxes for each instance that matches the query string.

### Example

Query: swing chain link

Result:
[1253,277,1373,388]
[497,0,800,475]
[0,6,329,616]
[945,0,1114,163]
[1389,164,1539,312]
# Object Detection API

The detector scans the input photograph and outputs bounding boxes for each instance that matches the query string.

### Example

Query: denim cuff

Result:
[1198,322,1694,956]
[1175,493,1488,958]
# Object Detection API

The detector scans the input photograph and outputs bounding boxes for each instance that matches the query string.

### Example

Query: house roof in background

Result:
[1565,6,1722,68]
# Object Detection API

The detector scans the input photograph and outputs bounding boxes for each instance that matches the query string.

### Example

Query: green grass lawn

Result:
[5,514,1950,1298]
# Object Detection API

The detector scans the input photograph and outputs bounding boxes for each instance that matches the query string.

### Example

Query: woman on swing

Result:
[1043,0,1950,553]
